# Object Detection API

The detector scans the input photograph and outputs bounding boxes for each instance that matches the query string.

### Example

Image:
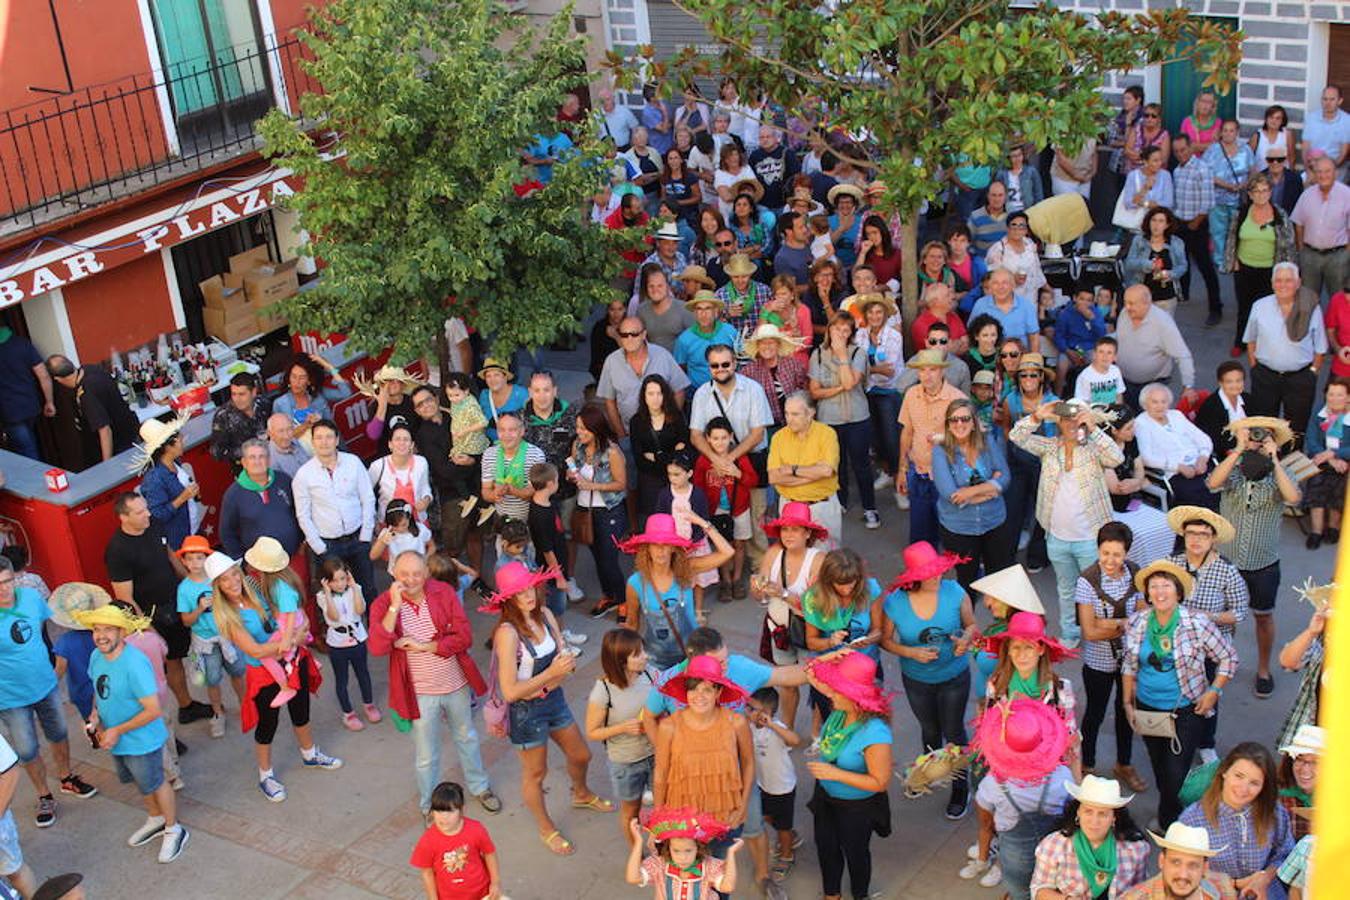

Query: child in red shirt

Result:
[410,782,502,900]
[692,419,758,599]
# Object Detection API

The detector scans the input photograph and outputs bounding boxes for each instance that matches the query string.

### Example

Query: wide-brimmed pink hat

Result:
[806,650,892,714]
[890,541,967,589]
[764,501,830,542]
[641,806,730,844]
[974,697,1071,785]
[478,562,558,613]
[616,513,698,554]
[658,654,748,707]
[982,611,1078,664]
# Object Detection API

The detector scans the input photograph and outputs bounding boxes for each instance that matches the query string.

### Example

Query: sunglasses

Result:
[947,414,973,424]
[1000,351,1021,358]
[708,361,734,369]
[1018,372,1042,379]
[618,330,643,338]
[1143,113,1160,119]
[928,337,949,346]
[715,240,736,248]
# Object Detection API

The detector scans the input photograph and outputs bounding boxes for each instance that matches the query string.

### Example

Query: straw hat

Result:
[891,541,966,587]
[763,501,830,542]
[899,744,974,797]
[1065,774,1135,809]
[676,265,716,290]
[731,178,765,204]
[970,564,1045,616]
[905,349,950,370]
[865,180,888,200]
[478,561,559,613]
[973,697,1071,785]
[743,323,806,358]
[805,651,892,714]
[1293,577,1334,613]
[1226,415,1295,448]
[1166,505,1236,545]
[849,292,897,319]
[129,413,190,473]
[244,536,290,573]
[203,551,239,583]
[72,604,150,634]
[827,183,864,206]
[658,654,749,707]
[1279,723,1325,758]
[723,253,758,278]
[1147,822,1225,858]
[175,534,212,559]
[354,364,425,399]
[653,221,682,242]
[1050,398,1119,428]
[1016,353,1055,376]
[1134,560,1194,598]
[640,806,730,844]
[477,357,514,381]
[982,611,1078,663]
[617,513,698,553]
[47,582,112,631]
[683,289,724,313]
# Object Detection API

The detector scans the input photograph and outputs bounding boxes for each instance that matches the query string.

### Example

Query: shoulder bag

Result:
[1112,175,1147,232]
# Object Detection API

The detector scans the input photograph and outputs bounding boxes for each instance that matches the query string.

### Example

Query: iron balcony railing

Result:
[0,36,319,237]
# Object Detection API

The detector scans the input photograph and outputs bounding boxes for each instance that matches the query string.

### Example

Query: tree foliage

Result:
[260,0,633,361]
[608,0,1241,319]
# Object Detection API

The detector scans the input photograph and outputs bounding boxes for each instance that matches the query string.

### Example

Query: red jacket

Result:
[368,579,487,722]
[604,205,650,278]
[693,454,758,517]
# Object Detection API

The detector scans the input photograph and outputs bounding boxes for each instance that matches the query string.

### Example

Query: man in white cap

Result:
[1117,823,1235,899]
[630,221,689,307]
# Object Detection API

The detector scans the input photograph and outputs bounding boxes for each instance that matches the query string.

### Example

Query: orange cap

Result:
[176,535,212,558]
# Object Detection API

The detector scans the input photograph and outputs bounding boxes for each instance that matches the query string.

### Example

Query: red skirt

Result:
[238,647,323,733]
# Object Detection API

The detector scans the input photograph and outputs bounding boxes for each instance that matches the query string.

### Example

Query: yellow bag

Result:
[1026,192,1094,244]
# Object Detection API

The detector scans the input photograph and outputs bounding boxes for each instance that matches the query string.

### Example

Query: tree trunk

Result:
[899,215,920,328]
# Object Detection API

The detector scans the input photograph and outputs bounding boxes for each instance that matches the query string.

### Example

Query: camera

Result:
[1249,426,1270,443]
[968,471,986,487]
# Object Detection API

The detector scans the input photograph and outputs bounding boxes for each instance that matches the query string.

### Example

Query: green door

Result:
[151,0,257,117]
[1161,17,1238,137]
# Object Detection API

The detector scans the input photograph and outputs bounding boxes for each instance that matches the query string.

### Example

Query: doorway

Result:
[1160,16,1238,136]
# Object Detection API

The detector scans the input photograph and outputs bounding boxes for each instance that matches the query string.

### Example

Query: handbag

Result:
[710,512,736,543]
[1112,178,1146,232]
[570,505,595,546]
[483,648,509,739]
[1132,708,1181,754]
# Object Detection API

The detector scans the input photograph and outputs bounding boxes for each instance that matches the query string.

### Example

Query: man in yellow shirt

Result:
[767,392,842,543]
[897,349,968,545]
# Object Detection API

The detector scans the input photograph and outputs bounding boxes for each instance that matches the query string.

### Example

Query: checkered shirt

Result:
[1121,607,1237,713]
[1168,552,1249,637]
[1030,831,1152,900]
[1171,156,1216,221]
[1218,470,1284,571]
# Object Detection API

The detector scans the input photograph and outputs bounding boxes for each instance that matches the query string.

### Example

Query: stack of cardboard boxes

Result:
[199,246,299,344]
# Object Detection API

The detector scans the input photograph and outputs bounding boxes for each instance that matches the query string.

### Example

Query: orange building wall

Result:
[61,253,176,364]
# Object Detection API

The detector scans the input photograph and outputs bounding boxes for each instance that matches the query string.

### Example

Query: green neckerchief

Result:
[497,443,527,488]
[235,469,274,492]
[1147,609,1181,659]
[762,310,786,327]
[1280,785,1313,806]
[1072,829,1117,899]
[968,348,996,371]
[0,327,12,344]
[818,709,864,763]
[984,618,1009,638]
[691,322,721,340]
[1008,669,1042,700]
[526,399,567,427]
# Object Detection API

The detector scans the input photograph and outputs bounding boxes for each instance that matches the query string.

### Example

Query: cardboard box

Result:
[198,274,248,310]
[228,245,271,275]
[202,306,259,345]
[242,259,299,306]
[254,305,288,335]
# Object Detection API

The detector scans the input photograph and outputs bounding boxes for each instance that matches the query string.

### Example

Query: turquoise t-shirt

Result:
[1135,641,1181,709]
[883,579,969,684]
[235,607,275,669]
[0,587,58,709]
[175,577,217,640]
[820,717,893,799]
[88,645,169,756]
[803,578,882,662]
[645,653,772,717]
[270,580,301,615]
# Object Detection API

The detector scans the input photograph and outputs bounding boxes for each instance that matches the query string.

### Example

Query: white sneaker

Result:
[894,491,909,510]
[209,714,225,739]
[959,857,992,880]
[562,629,588,645]
[978,862,1003,888]
[158,824,189,863]
[641,789,654,806]
[863,510,881,530]
[1198,748,1219,765]
[169,776,185,792]
[128,815,166,847]
[967,842,980,860]
[565,579,586,603]
[873,471,893,490]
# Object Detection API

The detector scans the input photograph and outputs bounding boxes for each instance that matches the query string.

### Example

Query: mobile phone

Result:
[846,634,873,648]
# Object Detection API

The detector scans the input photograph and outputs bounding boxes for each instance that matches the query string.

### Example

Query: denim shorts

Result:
[113,747,165,795]
[607,755,654,802]
[0,810,21,877]
[198,642,248,686]
[0,685,68,763]
[509,689,575,750]
[741,779,764,837]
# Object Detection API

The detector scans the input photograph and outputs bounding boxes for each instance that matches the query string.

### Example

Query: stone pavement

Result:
[13,291,1339,898]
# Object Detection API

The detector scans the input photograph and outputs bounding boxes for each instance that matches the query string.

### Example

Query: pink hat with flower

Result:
[477,562,558,613]
[973,697,1071,785]
[806,650,893,714]
[981,611,1078,664]
[616,513,698,554]
[889,541,967,590]
[763,501,830,542]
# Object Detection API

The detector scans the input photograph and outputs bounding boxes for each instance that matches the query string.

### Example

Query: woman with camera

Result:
[930,398,1012,595]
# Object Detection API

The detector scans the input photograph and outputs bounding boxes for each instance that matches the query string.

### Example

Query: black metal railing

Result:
[0,36,319,236]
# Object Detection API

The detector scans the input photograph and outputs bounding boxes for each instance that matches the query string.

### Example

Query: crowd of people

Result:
[0,76,1347,900]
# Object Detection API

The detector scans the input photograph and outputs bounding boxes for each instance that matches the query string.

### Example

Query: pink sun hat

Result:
[763,501,830,541]
[974,697,1071,785]
[981,611,1079,664]
[889,541,968,590]
[658,654,749,707]
[616,513,698,554]
[478,562,559,613]
[806,650,893,714]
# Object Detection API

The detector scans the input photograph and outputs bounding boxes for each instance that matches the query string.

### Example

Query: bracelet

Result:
[1207,685,1223,696]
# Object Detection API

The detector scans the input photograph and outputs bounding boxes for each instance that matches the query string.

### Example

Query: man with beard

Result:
[748,124,797,210]
[1118,823,1236,900]
[1206,417,1301,699]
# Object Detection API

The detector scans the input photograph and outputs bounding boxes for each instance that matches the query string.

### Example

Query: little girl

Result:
[693,418,757,603]
[655,451,716,621]
[625,807,741,899]
[175,537,242,736]
[244,536,309,708]
[410,781,504,900]
[317,556,381,732]
[445,372,491,524]
[763,275,813,359]
[808,215,836,263]
[371,499,435,574]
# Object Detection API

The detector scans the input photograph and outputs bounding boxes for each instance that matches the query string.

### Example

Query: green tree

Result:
[610,2,1240,320]
[259,0,635,361]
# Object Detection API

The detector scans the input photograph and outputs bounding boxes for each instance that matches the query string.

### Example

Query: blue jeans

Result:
[544,584,566,619]
[901,668,971,752]
[906,466,941,547]
[199,642,247,686]
[867,390,902,476]
[509,688,575,750]
[833,419,876,512]
[608,755,654,802]
[588,503,630,604]
[0,686,68,763]
[2,419,39,460]
[1046,534,1096,647]
[411,688,491,812]
[324,537,377,609]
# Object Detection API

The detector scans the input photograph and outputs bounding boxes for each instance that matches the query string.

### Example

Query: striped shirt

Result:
[1031,831,1151,900]
[1168,552,1249,637]
[399,599,466,695]
[1171,156,1216,221]
[967,206,1008,257]
[1121,607,1237,712]
[1217,470,1284,571]
[1074,569,1141,673]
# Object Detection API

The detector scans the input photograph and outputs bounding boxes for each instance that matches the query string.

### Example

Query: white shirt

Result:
[368,453,432,523]
[1049,465,1094,541]
[1243,295,1328,372]
[1133,410,1213,473]
[1073,364,1126,405]
[984,238,1047,299]
[752,720,797,795]
[293,452,377,553]
[322,587,368,648]
[174,461,204,535]
[975,766,1073,833]
[385,524,432,574]
[688,374,774,452]
[1219,391,1247,424]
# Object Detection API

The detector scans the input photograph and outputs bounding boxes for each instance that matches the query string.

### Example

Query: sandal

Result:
[771,855,794,880]
[571,793,614,812]
[541,829,574,856]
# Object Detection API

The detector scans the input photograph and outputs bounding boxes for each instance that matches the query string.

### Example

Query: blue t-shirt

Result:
[0,587,57,710]
[88,645,169,756]
[968,293,1040,347]
[270,580,301,615]
[53,630,96,719]
[645,653,773,717]
[479,385,529,441]
[1135,641,1181,709]
[176,577,217,640]
[0,334,42,423]
[883,579,969,684]
[973,644,998,700]
[820,717,893,799]
[235,606,275,669]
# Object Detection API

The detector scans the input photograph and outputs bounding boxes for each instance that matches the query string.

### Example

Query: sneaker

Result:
[562,629,589,645]
[873,471,893,490]
[590,597,621,618]
[128,815,166,846]
[1197,748,1219,766]
[1229,345,1243,358]
[259,775,287,802]
[169,776,185,792]
[476,506,495,527]
[302,747,343,770]
[967,842,980,860]
[476,790,503,814]
[34,794,55,828]
[565,579,586,603]
[863,510,881,530]
[459,496,478,516]
[758,875,788,900]
[1307,532,1324,550]
[343,711,365,731]
[959,857,992,880]
[946,794,969,820]
[177,700,213,724]
[803,738,822,760]
[642,789,654,806]
[59,774,97,798]
[1255,674,1274,698]
[894,490,909,510]
[1026,562,1046,574]
[209,713,225,738]
[363,703,383,724]
[158,825,190,863]
[1205,310,1222,326]
[978,862,1003,888]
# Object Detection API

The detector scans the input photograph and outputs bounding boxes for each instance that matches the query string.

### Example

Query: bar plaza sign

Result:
[0,170,296,308]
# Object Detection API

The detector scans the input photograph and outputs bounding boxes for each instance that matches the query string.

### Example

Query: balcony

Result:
[0,36,319,240]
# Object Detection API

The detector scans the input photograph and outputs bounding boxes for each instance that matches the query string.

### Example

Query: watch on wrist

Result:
[791,464,798,477]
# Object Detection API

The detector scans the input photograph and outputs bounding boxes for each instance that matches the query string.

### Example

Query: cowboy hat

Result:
[982,611,1078,663]
[658,654,749,707]
[676,265,716,290]
[723,253,758,278]
[974,697,1071,785]
[905,349,950,370]
[731,178,765,204]
[1148,822,1225,858]
[176,535,212,558]
[640,806,730,844]
[805,650,892,714]
[743,323,806,358]
[827,183,865,206]
[1050,398,1118,428]
[477,357,515,381]
[683,289,725,313]
[1134,560,1194,598]
[763,501,830,542]
[970,564,1046,616]
[129,412,190,473]
[478,561,559,614]
[653,221,682,242]
[48,582,112,631]
[1226,415,1295,448]
[1065,774,1135,809]
[891,541,966,587]
[1167,505,1236,545]
[72,604,151,634]
[1016,353,1055,376]
[846,292,897,319]
[1279,723,1325,759]
[244,536,290,574]
[203,551,240,583]
[617,513,698,554]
